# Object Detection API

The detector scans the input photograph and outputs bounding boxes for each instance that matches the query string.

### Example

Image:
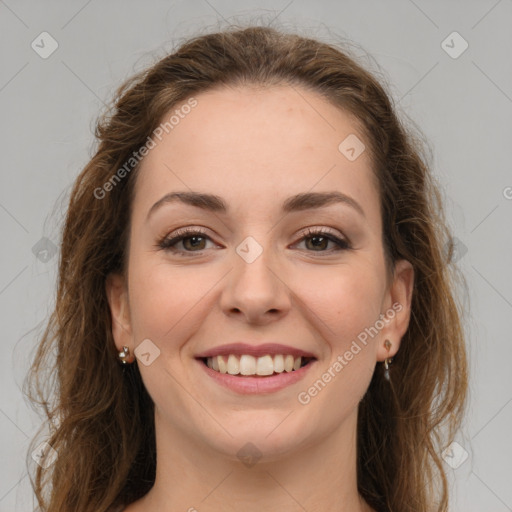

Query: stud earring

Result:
[118,346,131,365]
[383,339,393,381]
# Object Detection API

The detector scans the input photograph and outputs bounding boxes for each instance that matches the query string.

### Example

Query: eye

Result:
[156,227,215,255]
[293,227,351,253]
[156,226,351,256]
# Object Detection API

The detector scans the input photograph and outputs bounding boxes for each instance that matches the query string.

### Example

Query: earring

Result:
[118,346,131,365]
[383,339,393,381]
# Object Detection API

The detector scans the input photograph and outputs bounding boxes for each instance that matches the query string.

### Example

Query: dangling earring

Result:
[118,345,131,365]
[383,339,393,381]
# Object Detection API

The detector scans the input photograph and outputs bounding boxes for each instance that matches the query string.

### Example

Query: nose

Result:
[219,241,291,325]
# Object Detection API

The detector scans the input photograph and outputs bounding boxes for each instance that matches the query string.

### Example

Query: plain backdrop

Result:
[0,1,511,511]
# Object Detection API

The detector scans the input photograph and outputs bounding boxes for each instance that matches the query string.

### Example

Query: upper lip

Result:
[195,342,317,359]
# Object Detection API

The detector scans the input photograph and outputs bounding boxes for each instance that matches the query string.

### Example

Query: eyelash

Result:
[156,226,351,256]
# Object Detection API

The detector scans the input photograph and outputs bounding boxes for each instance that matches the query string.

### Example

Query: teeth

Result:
[256,355,274,376]
[240,354,256,375]
[227,354,240,375]
[273,354,284,373]
[218,355,228,374]
[206,354,311,376]
[284,355,294,372]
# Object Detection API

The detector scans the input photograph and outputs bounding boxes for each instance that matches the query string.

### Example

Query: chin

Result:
[199,413,316,463]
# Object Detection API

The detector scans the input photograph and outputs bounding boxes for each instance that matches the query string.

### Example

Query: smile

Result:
[194,342,318,393]
[196,357,317,394]
[201,354,314,376]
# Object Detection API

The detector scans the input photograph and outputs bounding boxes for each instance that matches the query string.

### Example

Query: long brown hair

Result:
[24,25,468,512]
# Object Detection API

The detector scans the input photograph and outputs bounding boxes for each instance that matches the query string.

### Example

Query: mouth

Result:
[196,354,317,377]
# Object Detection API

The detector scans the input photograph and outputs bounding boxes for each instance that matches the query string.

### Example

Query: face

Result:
[107,85,414,461]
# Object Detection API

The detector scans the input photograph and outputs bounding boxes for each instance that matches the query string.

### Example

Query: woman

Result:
[25,25,468,512]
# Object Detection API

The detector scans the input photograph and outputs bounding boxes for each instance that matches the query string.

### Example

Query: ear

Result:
[105,272,133,358]
[376,259,415,362]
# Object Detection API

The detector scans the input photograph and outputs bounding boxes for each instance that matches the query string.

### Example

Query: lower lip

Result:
[196,358,316,394]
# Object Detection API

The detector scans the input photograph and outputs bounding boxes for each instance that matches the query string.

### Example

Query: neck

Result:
[135,407,373,512]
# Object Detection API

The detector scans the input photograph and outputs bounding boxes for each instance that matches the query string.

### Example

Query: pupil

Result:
[186,236,204,250]
[309,236,327,250]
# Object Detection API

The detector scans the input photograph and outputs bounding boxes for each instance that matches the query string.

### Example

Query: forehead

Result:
[132,84,379,221]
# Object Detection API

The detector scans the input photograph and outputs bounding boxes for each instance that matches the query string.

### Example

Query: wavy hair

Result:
[24,25,468,512]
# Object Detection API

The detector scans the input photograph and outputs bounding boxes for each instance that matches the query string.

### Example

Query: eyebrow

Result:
[146,190,366,220]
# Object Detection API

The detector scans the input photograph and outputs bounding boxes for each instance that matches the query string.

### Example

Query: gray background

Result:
[1,1,511,511]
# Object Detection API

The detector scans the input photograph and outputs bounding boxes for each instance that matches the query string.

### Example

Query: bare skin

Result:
[106,84,414,512]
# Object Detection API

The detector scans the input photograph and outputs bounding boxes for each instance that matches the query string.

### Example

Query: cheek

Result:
[297,275,380,414]
[296,263,384,347]
[127,256,208,342]
[294,263,383,408]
